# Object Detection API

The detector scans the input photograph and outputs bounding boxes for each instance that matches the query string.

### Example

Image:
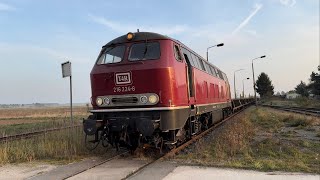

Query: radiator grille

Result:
[111,97,138,104]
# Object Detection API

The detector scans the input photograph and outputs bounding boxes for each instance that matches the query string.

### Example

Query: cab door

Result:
[179,47,195,104]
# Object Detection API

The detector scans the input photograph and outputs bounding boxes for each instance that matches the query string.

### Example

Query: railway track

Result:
[261,105,320,117]
[123,107,247,180]
[0,124,81,142]
[31,103,250,180]
[62,150,130,180]
[60,103,251,180]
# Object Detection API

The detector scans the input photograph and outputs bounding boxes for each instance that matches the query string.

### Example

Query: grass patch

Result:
[261,96,320,109]
[0,106,89,137]
[0,106,89,119]
[0,127,112,164]
[288,118,314,127]
[0,106,114,165]
[175,107,320,174]
[0,117,84,137]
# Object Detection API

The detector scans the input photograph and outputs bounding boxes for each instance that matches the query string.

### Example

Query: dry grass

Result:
[261,96,320,109]
[210,116,254,159]
[0,127,114,165]
[0,106,116,165]
[0,106,89,119]
[0,106,90,137]
[175,107,320,174]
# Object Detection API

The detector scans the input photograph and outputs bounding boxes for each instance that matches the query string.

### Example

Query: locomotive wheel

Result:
[166,144,176,150]
[101,133,109,148]
[127,133,139,152]
[85,134,100,150]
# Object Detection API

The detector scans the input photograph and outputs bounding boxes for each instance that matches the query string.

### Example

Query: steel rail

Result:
[32,100,254,179]
[0,124,82,142]
[62,150,129,180]
[261,105,320,117]
[123,103,252,179]
[37,101,253,179]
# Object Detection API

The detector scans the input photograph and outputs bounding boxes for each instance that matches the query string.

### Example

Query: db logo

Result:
[115,72,132,85]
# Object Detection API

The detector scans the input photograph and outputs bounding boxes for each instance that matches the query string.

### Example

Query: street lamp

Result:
[206,43,224,61]
[242,77,250,98]
[234,69,244,99]
[252,55,266,105]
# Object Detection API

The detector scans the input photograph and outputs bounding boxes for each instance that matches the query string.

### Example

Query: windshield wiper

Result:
[105,45,116,54]
[142,34,148,59]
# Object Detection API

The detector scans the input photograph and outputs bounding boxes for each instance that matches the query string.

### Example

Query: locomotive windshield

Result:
[129,42,160,61]
[97,45,126,64]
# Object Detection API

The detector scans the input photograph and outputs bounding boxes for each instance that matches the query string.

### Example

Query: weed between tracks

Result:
[175,107,320,174]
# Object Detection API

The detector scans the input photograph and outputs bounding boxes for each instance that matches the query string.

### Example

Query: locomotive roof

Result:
[103,32,225,75]
[104,32,174,47]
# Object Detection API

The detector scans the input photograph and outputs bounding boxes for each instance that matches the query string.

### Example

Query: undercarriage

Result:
[83,107,231,152]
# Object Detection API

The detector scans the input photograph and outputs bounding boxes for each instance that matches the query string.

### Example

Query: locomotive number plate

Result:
[113,86,136,93]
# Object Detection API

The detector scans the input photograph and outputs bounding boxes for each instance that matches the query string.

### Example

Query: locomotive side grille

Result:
[111,97,138,104]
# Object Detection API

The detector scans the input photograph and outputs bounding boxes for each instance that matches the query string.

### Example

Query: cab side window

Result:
[197,58,206,71]
[190,54,201,69]
[182,48,195,66]
[174,45,182,62]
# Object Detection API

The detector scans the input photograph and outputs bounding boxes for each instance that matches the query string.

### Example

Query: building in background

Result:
[286,92,301,99]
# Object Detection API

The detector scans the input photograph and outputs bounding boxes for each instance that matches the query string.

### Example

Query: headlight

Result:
[104,97,110,105]
[148,95,159,104]
[140,96,148,103]
[96,97,103,106]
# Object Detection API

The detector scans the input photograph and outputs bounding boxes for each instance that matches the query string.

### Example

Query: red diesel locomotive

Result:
[83,32,232,151]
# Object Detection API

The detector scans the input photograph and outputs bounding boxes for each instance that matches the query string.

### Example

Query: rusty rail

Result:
[124,104,251,179]
[261,105,320,117]
[0,124,81,142]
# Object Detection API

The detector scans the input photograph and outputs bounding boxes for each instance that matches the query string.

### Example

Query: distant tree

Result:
[308,69,320,96]
[295,81,309,97]
[287,90,296,94]
[281,91,286,96]
[255,72,274,97]
[276,92,281,96]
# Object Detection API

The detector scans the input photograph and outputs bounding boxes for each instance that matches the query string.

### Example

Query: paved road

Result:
[1,160,318,180]
[129,162,319,180]
[163,166,319,180]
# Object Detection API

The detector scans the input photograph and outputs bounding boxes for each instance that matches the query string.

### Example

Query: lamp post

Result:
[252,55,266,105]
[206,43,224,61]
[233,69,244,99]
[242,77,250,98]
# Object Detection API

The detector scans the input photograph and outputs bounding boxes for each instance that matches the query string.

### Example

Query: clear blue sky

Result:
[0,0,319,104]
